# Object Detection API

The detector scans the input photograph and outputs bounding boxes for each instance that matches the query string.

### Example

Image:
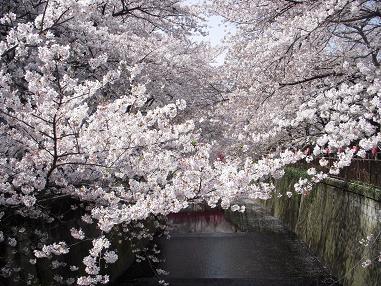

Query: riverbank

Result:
[229,168,381,286]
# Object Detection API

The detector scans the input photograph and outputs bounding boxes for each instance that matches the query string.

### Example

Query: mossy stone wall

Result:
[257,168,381,286]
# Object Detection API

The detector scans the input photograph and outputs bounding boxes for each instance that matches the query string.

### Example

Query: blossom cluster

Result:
[212,0,381,194]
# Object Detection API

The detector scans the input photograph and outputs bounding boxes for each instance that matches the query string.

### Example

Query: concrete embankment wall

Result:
[257,168,381,286]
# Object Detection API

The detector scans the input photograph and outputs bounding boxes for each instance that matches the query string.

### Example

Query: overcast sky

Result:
[203,15,227,46]
[185,0,234,65]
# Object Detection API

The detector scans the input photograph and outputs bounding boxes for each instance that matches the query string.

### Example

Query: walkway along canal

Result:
[113,205,338,286]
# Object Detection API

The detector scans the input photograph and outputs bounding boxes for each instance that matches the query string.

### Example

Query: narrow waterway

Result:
[115,204,339,286]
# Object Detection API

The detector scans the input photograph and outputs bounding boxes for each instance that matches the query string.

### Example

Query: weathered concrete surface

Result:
[254,168,381,286]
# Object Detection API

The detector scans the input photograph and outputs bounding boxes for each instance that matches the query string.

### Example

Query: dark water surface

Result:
[115,205,339,286]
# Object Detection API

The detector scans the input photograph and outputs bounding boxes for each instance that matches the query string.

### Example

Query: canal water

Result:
[114,204,339,286]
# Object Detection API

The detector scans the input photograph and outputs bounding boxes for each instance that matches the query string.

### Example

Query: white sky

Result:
[186,0,230,45]
[185,0,235,65]
[204,15,227,46]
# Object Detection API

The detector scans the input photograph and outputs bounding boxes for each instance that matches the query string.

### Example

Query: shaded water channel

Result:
[114,204,339,286]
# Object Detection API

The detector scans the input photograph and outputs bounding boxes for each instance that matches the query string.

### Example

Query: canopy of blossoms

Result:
[211,0,380,191]
[0,0,380,285]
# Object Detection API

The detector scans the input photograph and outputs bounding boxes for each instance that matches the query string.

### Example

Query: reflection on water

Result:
[168,209,240,234]
[151,204,339,285]
[113,205,339,285]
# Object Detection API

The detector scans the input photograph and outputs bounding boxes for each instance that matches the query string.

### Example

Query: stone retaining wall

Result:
[256,168,381,286]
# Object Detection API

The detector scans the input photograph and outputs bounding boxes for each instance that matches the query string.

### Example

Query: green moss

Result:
[286,166,381,201]
[284,166,311,179]
[347,180,381,201]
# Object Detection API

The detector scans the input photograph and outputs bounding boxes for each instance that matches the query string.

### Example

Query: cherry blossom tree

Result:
[1,1,291,284]
[212,0,381,192]
[0,1,231,284]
